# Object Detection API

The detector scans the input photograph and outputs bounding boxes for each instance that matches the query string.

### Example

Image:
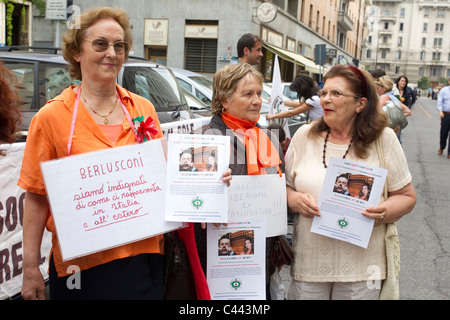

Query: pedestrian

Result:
[395,76,415,108]
[197,63,285,299]
[285,65,416,300]
[266,73,322,123]
[437,78,450,158]
[370,69,399,96]
[375,75,411,143]
[0,61,21,153]
[229,33,263,66]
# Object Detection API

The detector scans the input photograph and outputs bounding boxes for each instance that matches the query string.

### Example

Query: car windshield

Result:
[122,66,187,111]
[189,76,213,91]
[283,85,298,100]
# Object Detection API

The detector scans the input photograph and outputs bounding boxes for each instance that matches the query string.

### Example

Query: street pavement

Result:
[278,97,450,300]
[398,97,450,300]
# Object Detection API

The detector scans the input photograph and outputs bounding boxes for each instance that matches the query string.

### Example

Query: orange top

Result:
[18,85,165,277]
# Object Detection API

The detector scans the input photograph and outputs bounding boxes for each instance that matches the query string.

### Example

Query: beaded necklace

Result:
[82,91,118,124]
[322,130,352,168]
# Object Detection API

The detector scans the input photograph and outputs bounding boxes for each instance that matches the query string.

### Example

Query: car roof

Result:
[169,67,207,78]
[0,48,161,68]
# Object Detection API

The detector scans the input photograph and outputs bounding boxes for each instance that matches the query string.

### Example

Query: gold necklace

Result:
[81,91,118,124]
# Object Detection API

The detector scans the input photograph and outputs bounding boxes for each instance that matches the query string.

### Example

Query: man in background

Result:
[437,79,450,158]
[230,33,263,66]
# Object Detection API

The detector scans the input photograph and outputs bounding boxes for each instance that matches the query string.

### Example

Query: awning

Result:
[263,43,326,74]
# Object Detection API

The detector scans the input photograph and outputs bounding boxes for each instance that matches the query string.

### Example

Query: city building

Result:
[363,0,450,90]
[2,0,367,82]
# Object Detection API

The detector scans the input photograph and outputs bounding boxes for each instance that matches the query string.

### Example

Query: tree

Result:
[439,77,449,87]
[418,75,429,90]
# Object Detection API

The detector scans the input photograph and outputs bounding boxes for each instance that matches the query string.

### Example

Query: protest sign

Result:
[40,139,183,261]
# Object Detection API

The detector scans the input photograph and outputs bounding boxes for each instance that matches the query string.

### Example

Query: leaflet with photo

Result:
[207,221,266,300]
[165,134,230,223]
[311,157,388,248]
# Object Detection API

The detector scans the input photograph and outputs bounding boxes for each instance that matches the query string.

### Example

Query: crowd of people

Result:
[7,5,450,301]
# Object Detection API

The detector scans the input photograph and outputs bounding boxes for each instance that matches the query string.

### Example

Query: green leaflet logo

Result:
[337,218,349,229]
[191,196,204,210]
[230,278,242,290]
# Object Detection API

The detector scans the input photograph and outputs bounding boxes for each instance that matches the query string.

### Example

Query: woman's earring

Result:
[222,107,227,114]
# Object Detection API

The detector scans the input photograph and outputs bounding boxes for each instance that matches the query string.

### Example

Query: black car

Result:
[0,47,194,141]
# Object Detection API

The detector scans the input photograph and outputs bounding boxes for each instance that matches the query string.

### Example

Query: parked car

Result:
[0,47,194,141]
[181,87,213,118]
[169,67,213,106]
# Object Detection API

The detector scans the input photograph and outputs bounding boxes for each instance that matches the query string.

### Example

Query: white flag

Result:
[269,55,290,138]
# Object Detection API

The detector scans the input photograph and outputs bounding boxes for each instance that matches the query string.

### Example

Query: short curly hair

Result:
[62,7,133,80]
[210,63,263,115]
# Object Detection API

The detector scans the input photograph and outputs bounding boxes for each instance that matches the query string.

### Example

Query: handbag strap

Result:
[376,136,388,200]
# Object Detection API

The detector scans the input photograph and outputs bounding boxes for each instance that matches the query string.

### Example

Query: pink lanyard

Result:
[67,85,138,156]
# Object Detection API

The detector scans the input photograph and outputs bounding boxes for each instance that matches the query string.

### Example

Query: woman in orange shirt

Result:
[19,7,231,300]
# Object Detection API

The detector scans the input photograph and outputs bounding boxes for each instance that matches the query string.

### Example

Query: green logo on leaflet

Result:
[230,278,242,290]
[337,218,349,229]
[191,196,204,210]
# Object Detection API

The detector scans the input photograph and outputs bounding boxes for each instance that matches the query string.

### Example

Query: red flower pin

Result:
[137,116,158,142]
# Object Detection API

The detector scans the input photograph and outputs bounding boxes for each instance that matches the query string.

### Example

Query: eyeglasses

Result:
[317,89,360,99]
[85,38,129,54]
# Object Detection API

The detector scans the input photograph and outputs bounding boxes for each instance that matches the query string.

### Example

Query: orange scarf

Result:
[221,112,282,176]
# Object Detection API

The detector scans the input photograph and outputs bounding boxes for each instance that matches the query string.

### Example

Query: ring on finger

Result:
[379,210,385,220]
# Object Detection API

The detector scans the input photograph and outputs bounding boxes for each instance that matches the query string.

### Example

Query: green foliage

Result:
[6,2,14,45]
[1,0,46,45]
[418,75,429,90]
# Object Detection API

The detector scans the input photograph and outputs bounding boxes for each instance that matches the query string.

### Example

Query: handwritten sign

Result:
[40,139,183,261]
[228,174,287,237]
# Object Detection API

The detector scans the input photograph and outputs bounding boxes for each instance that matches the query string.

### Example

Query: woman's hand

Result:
[362,182,416,226]
[287,186,320,218]
[363,206,388,227]
[21,266,46,300]
[222,168,232,187]
[266,114,274,121]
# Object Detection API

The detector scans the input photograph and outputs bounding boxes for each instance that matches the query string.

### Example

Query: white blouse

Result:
[285,124,412,282]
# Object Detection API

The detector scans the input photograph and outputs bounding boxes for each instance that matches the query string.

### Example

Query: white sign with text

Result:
[41,139,183,261]
[228,174,287,237]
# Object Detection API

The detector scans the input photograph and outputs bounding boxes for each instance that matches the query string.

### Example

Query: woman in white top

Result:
[285,65,416,300]
[266,74,323,122]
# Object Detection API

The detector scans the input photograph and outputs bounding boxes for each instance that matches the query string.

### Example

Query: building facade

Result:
[363,0,450,89]
[2,0,367,82]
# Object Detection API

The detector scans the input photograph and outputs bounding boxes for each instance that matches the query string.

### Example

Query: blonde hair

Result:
[375,75,394,93]
[211,63,263,115]
[62,7,132,80]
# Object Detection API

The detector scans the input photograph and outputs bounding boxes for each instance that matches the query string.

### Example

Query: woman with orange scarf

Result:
[196,63,285,299]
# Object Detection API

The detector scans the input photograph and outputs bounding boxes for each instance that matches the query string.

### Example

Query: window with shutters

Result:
[184,38,217,73]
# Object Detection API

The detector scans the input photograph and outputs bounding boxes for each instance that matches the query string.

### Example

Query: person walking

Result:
[437,79,450,158]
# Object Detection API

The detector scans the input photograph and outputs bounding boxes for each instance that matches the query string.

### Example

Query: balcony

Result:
[338,10,353,31]
[379,42,392,49]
